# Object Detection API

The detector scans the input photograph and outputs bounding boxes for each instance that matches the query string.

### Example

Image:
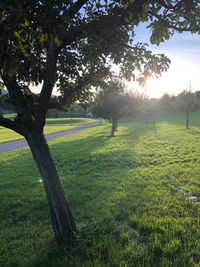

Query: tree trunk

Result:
[26,131,76,243]
[115,119,118,131]
[186,109,189,129]
[111,117,116,137]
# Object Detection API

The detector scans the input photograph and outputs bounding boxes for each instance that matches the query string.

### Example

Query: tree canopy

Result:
[173,90,200,128]
[93,79,141,135]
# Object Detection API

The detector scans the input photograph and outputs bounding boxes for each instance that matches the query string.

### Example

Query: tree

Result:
[158,94,172,112]
[0,0,199,244]
[93,80,145,136]
[93,80,129,136]
[174,90,200,129]
[139,97,158,125]
[147,1,200,45]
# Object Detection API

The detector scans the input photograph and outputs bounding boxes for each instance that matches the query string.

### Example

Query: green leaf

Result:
[24,19,30,27]
[54,35,62,47]
[14,31,20,38]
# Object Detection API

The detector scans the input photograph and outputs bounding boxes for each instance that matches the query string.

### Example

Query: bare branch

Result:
[63,0,88,19]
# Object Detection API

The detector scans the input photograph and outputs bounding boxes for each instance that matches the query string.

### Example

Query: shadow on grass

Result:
[34,123,158,266]
[0,122,160,267]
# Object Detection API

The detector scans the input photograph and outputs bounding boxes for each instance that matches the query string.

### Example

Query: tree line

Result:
[92,80,200,136]
[144,90,200,129]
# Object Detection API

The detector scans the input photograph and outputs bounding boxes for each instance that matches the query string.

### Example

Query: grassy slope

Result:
[0,118,96,143]
[0,119,200,267]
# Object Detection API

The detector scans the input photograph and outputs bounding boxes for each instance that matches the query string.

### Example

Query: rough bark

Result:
[111,117,116,137]
[26,131,76,243]
[115,119,118,131]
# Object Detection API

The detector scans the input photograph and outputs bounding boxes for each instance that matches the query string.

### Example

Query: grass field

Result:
[0,117,96,143]
[155,110,200,127]
[0,116,200,266]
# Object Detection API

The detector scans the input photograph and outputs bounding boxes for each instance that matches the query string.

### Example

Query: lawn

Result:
[0,117,200,266]
[0,117,96,143]
[155,110,200,127]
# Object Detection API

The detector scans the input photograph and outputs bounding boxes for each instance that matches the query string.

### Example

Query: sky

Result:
[132,24,200,98]
[31,21,200,99]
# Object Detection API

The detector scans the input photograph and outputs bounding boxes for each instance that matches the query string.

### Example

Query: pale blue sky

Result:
[133,24,200,98]
[32,23,200,99]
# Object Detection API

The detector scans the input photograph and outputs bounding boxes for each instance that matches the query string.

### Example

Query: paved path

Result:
[0,121,99,154]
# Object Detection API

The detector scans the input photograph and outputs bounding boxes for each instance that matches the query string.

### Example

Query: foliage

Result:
[93,79,143,119]
[92,79,143,136]
[147,0,200,45]
[93,80,126,119]
[173,90,200,113]
[139,97,158,124]
[159,93,174,112]
[136,90,200,125]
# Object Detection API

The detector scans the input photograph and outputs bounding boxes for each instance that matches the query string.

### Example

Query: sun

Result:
[144,55,200,98]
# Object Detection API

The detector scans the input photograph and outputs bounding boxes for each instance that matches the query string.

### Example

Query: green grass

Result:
[3,113,16,119]
[0,117,96,143]
[0,117,200,266]
[155,110,200,127]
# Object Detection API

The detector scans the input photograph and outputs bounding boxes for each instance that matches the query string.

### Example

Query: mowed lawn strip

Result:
[0,120,200,267]
[0,117,96,143]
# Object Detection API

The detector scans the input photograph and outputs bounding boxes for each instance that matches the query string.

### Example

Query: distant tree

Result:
[66,103,88,118]
[93,80,124,136]
[174,91,200,128]
[159,94,172,112]
[124,91,144,119]
[93,80,141,136]
[140,97,158,125]
[194,91,200,101]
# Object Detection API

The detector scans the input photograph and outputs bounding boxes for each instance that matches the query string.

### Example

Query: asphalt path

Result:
[0,121,99,154]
